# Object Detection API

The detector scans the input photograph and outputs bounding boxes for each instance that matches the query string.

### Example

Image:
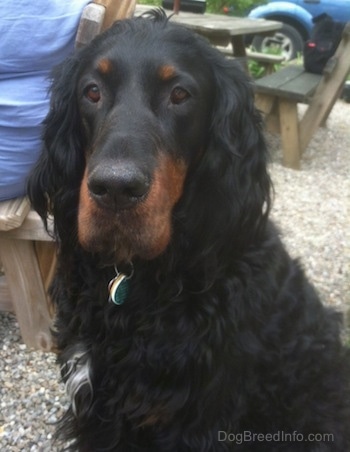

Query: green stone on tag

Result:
[109,274,130,305]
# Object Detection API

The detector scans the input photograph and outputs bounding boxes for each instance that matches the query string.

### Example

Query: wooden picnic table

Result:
[255,22,350,169]
[135,5,282,63]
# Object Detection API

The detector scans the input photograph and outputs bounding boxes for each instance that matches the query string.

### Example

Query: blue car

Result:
[248,0,350,59]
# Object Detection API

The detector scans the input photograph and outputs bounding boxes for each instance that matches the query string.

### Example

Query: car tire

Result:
[252,23,304,60]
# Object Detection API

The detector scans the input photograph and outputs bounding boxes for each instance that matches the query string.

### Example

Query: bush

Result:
[207,0,264,15]
[138,0,266,15]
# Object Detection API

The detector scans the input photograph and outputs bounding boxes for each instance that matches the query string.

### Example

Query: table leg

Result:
[255,93,280,133]
[278,99,300,170]
[230,36,248,72]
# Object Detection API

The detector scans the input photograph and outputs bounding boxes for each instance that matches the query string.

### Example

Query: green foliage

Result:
[248,59,266,78]
[138,0,265,15]
[207,0,264,14]
[247,44,284,79]
[206,0,228,13]
[138,0,161,6]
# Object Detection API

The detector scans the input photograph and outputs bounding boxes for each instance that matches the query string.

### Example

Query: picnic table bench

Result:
[217,46,285,74]
[254,22,350,169]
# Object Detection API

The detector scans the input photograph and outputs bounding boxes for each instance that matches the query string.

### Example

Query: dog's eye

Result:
[84,84,101,103]
[170,87,190,105]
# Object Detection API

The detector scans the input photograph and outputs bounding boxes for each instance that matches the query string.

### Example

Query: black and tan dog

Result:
[28,10,350,452]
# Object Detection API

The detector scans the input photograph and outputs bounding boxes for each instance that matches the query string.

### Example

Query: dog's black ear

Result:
[209,60,271,238]
[178,59,271,267]
[27,56,85,237]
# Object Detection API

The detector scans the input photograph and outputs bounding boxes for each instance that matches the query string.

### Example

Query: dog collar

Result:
[108,264,133,305]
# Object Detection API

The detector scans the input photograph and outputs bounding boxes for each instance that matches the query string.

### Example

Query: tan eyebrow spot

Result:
[97,58,113,74]
[158,65,177,81]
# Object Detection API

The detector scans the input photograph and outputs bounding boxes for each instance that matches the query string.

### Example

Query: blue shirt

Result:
[0,0,89,201]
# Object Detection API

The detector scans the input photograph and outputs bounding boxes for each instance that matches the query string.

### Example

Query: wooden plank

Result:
[231,36,248,70]
[255,66,304,91]
[265,102,281,134]
[217,47,284,74]
[247,50,284,64]
[166,12,282,37]
[75,3,105,48]
[0,197,30,231]
[94,0,136,30]
[135,5,282,40]
[247,51,284,75]
[255,93,276,116]
[278,99,300,169]
[35,242,57,297]
[254,66,321,102]
[280,72,321,102]
[255,93,280,132]
[0,274,13,312]
[0,210,53,241]
[0,237,53,350]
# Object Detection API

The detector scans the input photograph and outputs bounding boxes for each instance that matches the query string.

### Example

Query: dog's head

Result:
[28,10,270,265]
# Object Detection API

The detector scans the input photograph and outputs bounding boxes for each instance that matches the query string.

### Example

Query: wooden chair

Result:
[255,22,350,169]
[0,0,136,351]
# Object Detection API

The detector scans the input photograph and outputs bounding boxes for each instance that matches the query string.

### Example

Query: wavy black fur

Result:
[28,10,350,452]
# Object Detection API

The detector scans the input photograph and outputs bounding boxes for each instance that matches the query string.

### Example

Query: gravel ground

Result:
[1,99,349,451]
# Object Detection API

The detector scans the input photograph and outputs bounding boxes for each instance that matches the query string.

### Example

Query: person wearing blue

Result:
[0,0,90,201]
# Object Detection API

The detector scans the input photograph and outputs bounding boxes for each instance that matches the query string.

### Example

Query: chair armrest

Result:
[75,0,137,48]
[0,197,30,231]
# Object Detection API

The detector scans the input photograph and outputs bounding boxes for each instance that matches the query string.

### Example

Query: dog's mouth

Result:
[77,154,187,262]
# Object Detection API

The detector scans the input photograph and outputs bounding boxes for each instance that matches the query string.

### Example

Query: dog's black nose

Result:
[88,164,150,210]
